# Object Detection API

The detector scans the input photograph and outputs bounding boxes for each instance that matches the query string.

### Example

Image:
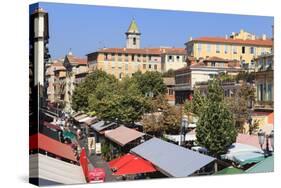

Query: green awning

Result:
[233,152,265,166]
[63,131,76,140]
[215,166,244,175]
[246,156,274,173]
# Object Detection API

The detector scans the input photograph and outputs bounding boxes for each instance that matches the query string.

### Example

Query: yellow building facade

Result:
[186,30,273,65]
[87,19,186,79]
[88,48,163,79]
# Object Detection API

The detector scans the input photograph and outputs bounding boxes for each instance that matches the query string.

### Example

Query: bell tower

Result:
[125,19,141,49]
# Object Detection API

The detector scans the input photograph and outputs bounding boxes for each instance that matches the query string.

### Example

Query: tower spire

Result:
[125,19,141,49]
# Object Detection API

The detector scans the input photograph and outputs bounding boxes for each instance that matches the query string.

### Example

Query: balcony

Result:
[254,100,273,111]
[174,83,192,91]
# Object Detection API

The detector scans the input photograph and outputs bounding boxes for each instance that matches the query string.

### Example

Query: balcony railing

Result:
[254,100,274,110]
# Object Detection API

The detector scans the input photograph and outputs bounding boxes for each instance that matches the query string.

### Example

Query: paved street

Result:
[76,133,117,182]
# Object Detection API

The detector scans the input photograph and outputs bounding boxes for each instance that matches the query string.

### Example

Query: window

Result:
[132,54,135,61]
[119,73,122,79]
[143,55,147,62]
[233,46,237,54]
[118,53,122,61]
[133,37,136,45]
[125,63,128,70]
[242,46,245,54]
[216,44,220,53]
[148,55,152,61]
[259,84,264,101]
[176,56,180,61]
[104,53,108,60]
[154,64,157,70]
[250,47,255,54]
[224,45,228,54]
[198,43,202,53]
[143,64,146,69]
[267,84,273,101]
[211,62,216,67]
[125,54,128,61]
[149,64,152,69]
[261,48,265,54]
[168,88,174,95]
[137,55,141,62]
[111,53,115,60]
[168,55,173,62]
[207,44,211,53]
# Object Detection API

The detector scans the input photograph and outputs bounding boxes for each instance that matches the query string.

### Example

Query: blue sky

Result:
[30,2,274,59]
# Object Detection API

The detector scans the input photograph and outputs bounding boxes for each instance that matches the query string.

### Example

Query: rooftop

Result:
[127,19,140,34]
[105,126,145,146]
[188,37,272,47]
[131,137,215,177]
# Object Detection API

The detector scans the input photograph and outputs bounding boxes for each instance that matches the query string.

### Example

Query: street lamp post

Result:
[180,115,188,146]
[247,97,253,134]
[258,129,274,157]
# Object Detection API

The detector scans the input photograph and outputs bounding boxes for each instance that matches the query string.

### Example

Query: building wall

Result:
[126,34,141,49]
[187,42,271,65]
[92,52,162,79]
[165,86,175,105]
[162,54,186,72]
[254,54,274,110]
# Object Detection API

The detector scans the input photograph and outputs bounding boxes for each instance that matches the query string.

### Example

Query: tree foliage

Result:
[132,71,167,97]
[162,69,175,77]
[184,88,206,116]
[71,70,117,112]
[225,82,256,133]
[142,95,181,136]
[196,79,237,157]
[71,69,176,129]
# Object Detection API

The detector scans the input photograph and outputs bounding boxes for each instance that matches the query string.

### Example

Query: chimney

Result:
[251,35,256,40]
[262,34,266,40]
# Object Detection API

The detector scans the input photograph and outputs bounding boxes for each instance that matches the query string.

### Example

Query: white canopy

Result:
[30,154,86,185]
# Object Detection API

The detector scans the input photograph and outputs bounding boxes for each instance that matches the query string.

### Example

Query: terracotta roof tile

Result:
[95,47,186,55]
[66,55,87,65]
[97,48,162,55]
[189,37,273,47]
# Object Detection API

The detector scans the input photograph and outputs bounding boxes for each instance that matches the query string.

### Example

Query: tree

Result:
[142,94,181,136]
[184,88,206,116]
[71,70,117,112]
[162,69,175,77]
[235,71,255,83]
[89,76,150,124]
[196,79,237,157]
[132,71,167,97]
[225,82,255,133]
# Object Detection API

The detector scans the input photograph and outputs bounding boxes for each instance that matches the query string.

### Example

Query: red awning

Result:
[29,133,77,162]
[108,153,156,175]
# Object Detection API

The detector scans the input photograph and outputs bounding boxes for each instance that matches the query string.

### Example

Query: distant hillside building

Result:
[186,29,273,69]
[87,19,187,79]
[46,52,88,112]
[174,56,242,104]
